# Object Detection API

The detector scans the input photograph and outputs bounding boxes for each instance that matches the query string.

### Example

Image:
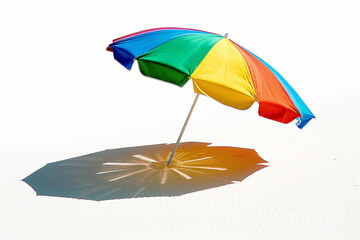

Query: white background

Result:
[1,0,359,239]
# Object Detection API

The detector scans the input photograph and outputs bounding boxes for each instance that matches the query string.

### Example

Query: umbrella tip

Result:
[224,33,228,39]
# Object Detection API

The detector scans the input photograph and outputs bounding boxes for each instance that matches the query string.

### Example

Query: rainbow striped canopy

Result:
[107,27,314,128]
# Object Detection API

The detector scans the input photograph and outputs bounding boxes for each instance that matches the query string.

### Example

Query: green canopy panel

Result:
[138,60,190,86]
[136,33,223,86]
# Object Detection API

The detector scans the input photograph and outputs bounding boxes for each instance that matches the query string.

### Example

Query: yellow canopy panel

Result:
[191,38,257,110]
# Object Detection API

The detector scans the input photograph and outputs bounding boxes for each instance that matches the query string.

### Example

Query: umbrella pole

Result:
[167,93,200,166]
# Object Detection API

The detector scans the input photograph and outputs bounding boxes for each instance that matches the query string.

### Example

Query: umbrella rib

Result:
[171,168,192,180]
[133,187,146,198]
[108,168,149,181]
[178,156,213,164]
[97,186,123,199]
[161,168,169,184]
[133,154,159,163]
[179,167,232,182]
[103,162,149,166]
[179,165,227,171]
[96,169,129,175]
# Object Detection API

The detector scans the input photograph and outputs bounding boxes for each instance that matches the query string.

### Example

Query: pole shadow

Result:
[23,142,268,201]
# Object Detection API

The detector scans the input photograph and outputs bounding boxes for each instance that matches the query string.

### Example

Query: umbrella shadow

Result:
[23,142,268,201]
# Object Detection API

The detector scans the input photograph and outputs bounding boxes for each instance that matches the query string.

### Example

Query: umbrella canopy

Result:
[107,27,314,128]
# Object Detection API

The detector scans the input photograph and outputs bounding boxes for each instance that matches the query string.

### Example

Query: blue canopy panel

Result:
[110,29,214,70]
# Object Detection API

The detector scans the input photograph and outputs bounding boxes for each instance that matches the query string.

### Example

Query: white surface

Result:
[1,0,359,239]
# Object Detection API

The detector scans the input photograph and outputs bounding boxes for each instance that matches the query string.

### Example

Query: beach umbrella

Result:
[107,27,314,165]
